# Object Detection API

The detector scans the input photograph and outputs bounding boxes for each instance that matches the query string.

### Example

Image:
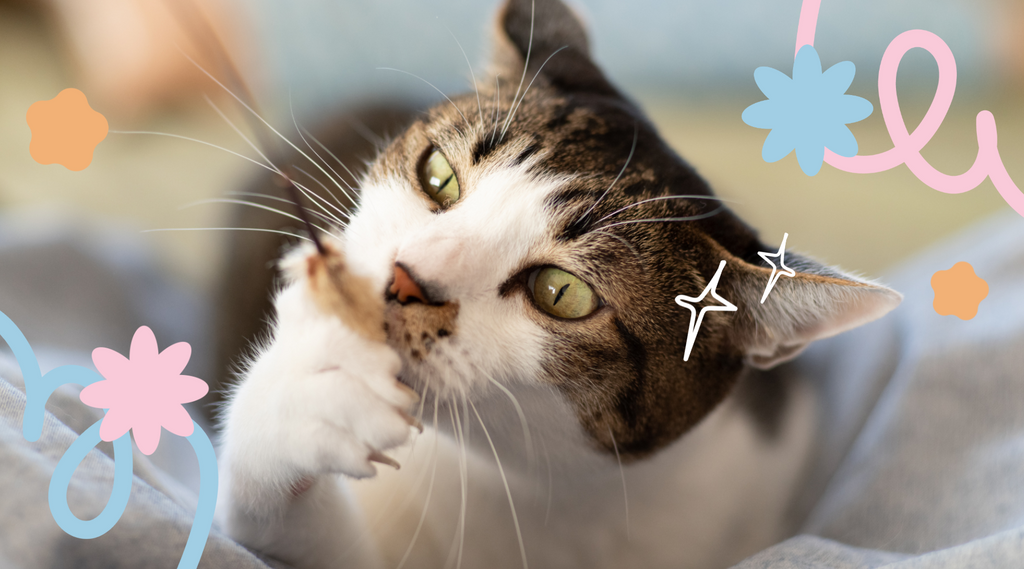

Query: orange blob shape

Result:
[27,88,109,172]
[931,261,989,320]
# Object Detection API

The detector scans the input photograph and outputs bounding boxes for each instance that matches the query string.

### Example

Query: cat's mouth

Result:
[383,299,459,388]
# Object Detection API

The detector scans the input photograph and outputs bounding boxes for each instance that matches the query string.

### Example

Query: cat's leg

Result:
[218,273,416,569]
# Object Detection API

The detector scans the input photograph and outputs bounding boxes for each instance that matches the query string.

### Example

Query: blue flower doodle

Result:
[742,44,874,176]
[2,310,217,569]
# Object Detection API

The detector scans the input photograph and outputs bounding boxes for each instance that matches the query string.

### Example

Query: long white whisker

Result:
[204,95,276,170]
[594,207,727,231]
[499,46,569,142]
[470,400,529,569]
[225,192,342,227]
[595,195,733,224]
[486,376,534,468]
[291,166,353,221]
[109,130,273,173]
[177,198,331,233]
[346,115,386,148]
[302,128,363,191]
[290,97,358,207]
[178,49,359,204]
[608,427,630,541]
[142,227,310,241]
[541,435,553,526]
[443,399,469,569]
[490,74,501,148]
[395,396,441,569]
[444,23,483,127]
[288,181,347,228]
[457,397,469,569]
[289,170,351,226]
[577,124,639,223]
[591,230,642,264]
[377,67,470,131]
[500,0,535,137]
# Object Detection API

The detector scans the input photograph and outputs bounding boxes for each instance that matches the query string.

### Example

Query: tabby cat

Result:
[217,1,901,567]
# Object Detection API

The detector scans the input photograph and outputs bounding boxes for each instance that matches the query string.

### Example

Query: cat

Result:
[216,0,902,567]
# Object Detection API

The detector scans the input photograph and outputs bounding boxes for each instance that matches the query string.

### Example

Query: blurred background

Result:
[0,0,1021,335]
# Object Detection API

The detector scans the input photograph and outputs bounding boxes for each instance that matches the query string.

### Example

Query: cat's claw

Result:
[400,410,425,433]
[368,450,401,470]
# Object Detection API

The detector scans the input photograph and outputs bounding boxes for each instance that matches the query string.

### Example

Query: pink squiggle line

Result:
[795,0,1024,217]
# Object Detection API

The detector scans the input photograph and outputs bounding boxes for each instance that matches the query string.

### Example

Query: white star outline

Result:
[758,232,796,304]
[675,259,737,362]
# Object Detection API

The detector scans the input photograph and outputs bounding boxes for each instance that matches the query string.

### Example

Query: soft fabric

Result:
[738,210,1024,567]
[0,216,276,569]
[0,362,276,569]
[2,210,1024,568]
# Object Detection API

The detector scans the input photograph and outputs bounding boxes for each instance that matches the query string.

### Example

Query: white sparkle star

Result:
[675,260,737,362]
[758,232,796,304]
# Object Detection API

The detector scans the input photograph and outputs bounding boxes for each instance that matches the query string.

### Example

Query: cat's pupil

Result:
[420,149,460,207]
[553,283,570,306]
[531,268,599,319]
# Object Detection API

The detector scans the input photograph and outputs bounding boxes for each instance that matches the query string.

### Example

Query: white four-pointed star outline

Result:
[758,232,796,304]
[675,259,737,362]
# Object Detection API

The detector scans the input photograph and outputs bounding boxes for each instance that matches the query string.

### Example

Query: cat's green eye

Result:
[419,149,460,207]
[530,267,599,319]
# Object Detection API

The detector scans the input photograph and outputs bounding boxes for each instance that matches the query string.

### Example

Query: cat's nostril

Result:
[390,264,427,304]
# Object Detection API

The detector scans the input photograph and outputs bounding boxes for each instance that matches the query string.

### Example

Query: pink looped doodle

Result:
[795,0,1024,218]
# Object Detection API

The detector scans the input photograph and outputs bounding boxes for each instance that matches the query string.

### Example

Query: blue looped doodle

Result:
[1,310,217,569]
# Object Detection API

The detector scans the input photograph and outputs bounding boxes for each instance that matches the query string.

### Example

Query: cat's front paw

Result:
[221,243,419,505]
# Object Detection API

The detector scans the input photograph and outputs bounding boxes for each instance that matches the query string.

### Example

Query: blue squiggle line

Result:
[0,310,216,569]
[49,420,134,538]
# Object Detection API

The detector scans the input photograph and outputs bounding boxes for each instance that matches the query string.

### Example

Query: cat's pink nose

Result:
[390,264,426,304]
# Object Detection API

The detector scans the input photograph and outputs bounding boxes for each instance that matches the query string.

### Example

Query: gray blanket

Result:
[2,211,1023,568]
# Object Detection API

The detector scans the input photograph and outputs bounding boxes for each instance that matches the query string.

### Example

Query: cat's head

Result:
[340,0,900,461]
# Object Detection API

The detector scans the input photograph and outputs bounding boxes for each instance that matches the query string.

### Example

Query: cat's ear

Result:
[491,0,620,97]
[725,250,902,370]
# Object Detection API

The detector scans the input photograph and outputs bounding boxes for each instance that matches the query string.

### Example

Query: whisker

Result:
[458,395,468,569]
[593,206,727,231]
[109,130,273,173]
[289,172,350,227]
[595,195,733,224]
[486,376,534,468]
[204,95,276,170]
[290,97,358,207]
[178,49,359,206]
[591,230,642,264]
[443,398,469,569]
[443,22,484,127]
[608,427,630,541]
[141,227,310,241]
[395,395,441,569]
[500,0,535,137]
[177,198,331,233]
[302,128,364,192]
[346,114,386,148]
[291,166,353,221]
[489,74,501,148]
[576,123,639,223]
[470,400,529,569]
[226,192,341,227]
[538,434,553,527]
[377,67,470,132]
[499,45,569,142]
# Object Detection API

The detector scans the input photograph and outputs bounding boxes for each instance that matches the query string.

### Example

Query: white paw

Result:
[222,281,417,502]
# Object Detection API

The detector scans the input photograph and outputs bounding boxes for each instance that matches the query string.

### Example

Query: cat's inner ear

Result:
[491,0,619,97]
[726,250,903,370]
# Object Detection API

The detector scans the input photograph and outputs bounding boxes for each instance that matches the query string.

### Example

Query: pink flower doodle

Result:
[80,326,208,455]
